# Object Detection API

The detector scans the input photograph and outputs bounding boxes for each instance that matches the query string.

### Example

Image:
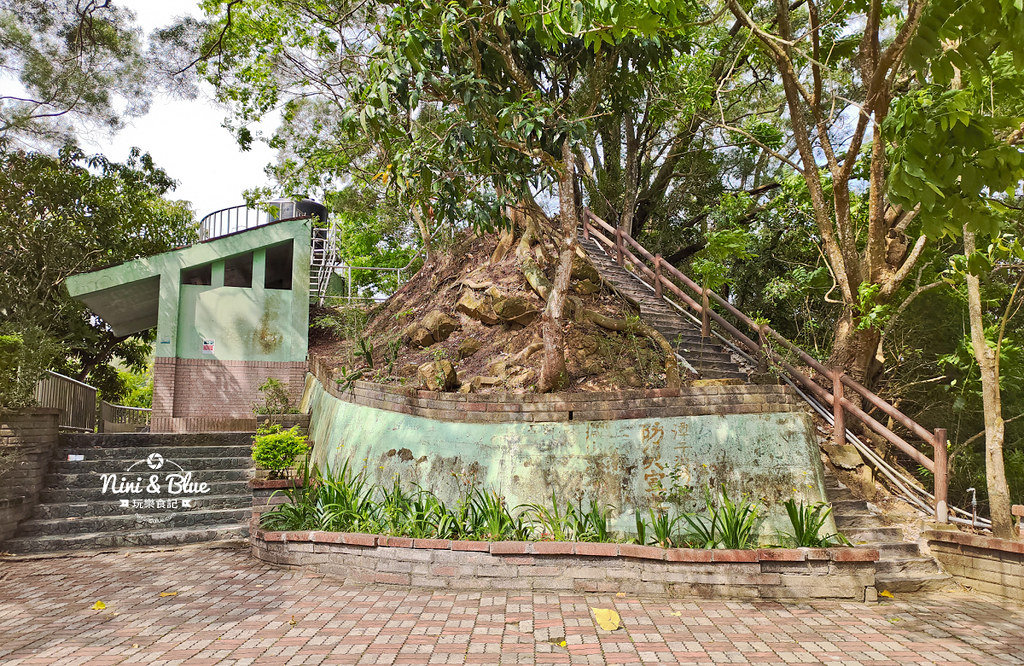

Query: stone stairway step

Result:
[59,445,252,461]
[31,493,252,520]
[15,507,252,537]
[875,556,945,577]
[53,456,254,474]
[2,523,249,554]
[61,432,254,449]
[45,468,252,489]
[40,480,252,503]
[876,572,957,594]
[834,513,889,528]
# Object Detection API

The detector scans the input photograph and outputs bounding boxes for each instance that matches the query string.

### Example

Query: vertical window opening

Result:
[224,252,254,287]
[265,241,293,290]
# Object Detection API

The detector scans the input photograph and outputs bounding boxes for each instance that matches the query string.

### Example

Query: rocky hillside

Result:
[311,226,686,394]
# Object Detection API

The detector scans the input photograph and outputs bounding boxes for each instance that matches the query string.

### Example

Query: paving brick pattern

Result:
[1,545,1022,665]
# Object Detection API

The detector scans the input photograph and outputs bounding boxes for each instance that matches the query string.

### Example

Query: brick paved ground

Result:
[0,545,1022,665]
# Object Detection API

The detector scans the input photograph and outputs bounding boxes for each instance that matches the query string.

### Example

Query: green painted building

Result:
[65,216,313,432]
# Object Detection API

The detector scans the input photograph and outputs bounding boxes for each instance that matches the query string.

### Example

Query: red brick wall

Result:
[152,357,305,432]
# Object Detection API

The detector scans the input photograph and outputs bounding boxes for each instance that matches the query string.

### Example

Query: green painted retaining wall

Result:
[301,375,834,540]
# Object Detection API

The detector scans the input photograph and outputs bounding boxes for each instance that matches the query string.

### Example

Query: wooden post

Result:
[654,254,663,298]
[700,288,710,337]
[832,369,846,447]
[615,228,624,266]
[933,427,948,524]
[583,216,590,240]
[757,325,768,373]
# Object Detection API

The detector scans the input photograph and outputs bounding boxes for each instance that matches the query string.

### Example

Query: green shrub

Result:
[252,424,309,478]
[253,378,298,415]
[0,328,58,411]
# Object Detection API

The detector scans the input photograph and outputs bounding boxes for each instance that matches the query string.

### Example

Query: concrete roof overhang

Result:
[75,275,160,337]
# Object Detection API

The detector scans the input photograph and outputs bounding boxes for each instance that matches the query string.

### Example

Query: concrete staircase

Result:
[3,432,256,554]
[823,470,954,594]
[580,235,748,380]
[581,229,956,595]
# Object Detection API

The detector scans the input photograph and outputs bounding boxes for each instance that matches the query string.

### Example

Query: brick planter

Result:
[251,479,304,516]
[925,529,1024,602]
[249,528,878,601]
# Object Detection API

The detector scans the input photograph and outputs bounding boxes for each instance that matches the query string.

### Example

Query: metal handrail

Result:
[316,220,450,304]
[582,207,951,523]
[33,370,97,432]
[199,201,315,241]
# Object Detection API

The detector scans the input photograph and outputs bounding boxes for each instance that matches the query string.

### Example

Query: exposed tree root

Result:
[581,307,681,389]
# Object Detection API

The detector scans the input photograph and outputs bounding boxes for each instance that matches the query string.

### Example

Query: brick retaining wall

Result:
[925,530,1024,602]
[309,356,804,424]
[249,527,878,601]
[0,409,59,544]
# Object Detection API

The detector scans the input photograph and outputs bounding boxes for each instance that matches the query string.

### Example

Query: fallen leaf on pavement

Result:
[879,590,894,599]
[159,592,178,597]
[592,608,622,631]
[91,601,106,611]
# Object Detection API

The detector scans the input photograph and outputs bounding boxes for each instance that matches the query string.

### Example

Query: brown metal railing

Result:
[33,371,97,432]
[99,401,151,433]
[582,208,950,523]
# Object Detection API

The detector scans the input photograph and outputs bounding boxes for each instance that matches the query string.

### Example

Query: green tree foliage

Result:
[0,147,196,402]
[0,0,150,145]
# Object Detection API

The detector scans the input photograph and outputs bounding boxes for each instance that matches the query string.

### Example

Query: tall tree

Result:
[0,147,196,402]
[721,0,1024,392]
[0,0,150,146]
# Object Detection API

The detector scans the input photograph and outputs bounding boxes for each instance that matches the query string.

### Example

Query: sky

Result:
[82,1,278,222]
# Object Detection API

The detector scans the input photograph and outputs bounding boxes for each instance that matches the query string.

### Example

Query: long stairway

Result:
[581,234,748,380]
[3,432,255,554]
[822,470,954,593]
[581,230,957,594]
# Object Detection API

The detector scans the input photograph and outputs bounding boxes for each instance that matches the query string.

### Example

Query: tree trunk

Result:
[963,227,1015,538]
[829,310,883,389]
[411,203,435,266]
[538,140,578,393]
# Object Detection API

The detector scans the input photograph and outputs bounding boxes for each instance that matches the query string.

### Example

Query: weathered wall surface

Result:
[925,530,1024,602]
[0,409,59,544]
[302,375,832,538]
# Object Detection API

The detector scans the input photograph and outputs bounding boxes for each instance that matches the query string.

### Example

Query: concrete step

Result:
[3,523,250,554]
[876,572,957,594]
[60,432,254,449]
[876,541,923,558]
[876,556,944,578]
[58,445,252,461]
[16,507,252,537]
[834,513,888,529]
[53,456,254,474]
[46,468,252,489]
[32,493,252,519]
[842,525,906,543]
[40,480,252,503]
